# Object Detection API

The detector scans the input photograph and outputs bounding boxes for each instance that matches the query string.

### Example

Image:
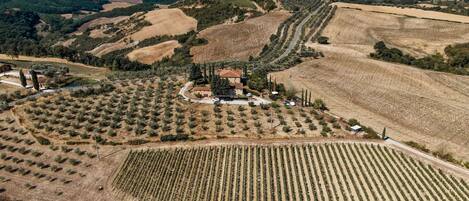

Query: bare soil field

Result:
[191,11,291,63]
[334,2,469,23]
[272,42,469,160]
[127,40,182,64]
[89,42,134,57]
[77,16,130,32]
[110,0,142,3]
[0,83,24,93]
[102,2,134,12]
[129,8,197,41]
[321,8,469,57]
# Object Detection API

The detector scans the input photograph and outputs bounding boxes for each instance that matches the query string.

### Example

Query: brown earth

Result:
[102,2,134,12]
[77,16,130,32]
[129,8,198,41]
[127,40,182,64]
[321,7,469,57]
[191,10,291,63]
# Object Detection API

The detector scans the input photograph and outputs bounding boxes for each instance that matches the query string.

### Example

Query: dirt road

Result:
[272,9,318,63]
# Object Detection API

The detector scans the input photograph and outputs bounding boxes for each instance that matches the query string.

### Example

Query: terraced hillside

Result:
[112,143,469,201]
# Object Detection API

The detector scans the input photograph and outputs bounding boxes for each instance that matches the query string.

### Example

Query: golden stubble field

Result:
[272,8,469,160]
[322,7,469,57]
[191,11,291,63]
[127,40,182,64]
[88,8,197,57]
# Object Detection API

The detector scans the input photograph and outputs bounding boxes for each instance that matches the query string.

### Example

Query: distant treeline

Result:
[0,0,108,14]
[371,41,469,75]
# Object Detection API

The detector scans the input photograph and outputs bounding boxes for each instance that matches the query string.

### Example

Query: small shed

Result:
[192,86,212,97]
[351,125,362,133]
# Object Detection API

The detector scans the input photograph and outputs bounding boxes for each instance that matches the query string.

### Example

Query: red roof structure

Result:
[192,86,211,92]
[218,69,241,78]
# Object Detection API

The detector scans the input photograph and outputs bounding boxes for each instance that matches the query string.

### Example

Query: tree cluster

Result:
[371,41,468,75]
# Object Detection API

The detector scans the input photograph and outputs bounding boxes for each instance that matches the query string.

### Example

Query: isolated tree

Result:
[382,127,387,140]
[29,70,40,91]
[317,36,329,44]
[19,70,27,87]
[313,99,327,110]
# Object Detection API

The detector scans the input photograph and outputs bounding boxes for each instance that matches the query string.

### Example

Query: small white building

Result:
[351,125,362,133]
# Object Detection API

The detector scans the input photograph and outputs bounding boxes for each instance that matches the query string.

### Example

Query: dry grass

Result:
[102,2,134,12]
[89,42,131,57]
[272,42,469,160]
[335,2,469,23]
[322,7,469,57]
[270,1,469,161]
[130,8,197,41]
[127,40,182,64]
[77,16,130,32]
[191,11,291,63]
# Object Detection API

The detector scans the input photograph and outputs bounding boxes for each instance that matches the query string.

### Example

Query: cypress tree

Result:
[308,91,312,106]
[203,64,207,81]
[30,70,39,91]
[382,127,387,140]
[305,90,308,106]
[301,89,304,107]
[19,70,27,88]
[269,75,272,92]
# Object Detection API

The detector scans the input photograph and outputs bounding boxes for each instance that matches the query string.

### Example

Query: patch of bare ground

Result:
[129,8,197,41]
[102,2,134,12]
[322,7,469,57]
[109,0,142,3]
[191,11,291,63]
[89,42,134,57]
[127,40,182,64]
[88,8,196,57]
[272,42,469,160]
[76,16,130,33]
[334,2,469,23]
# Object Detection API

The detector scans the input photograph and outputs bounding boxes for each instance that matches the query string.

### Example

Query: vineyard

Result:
[112,142,469,201]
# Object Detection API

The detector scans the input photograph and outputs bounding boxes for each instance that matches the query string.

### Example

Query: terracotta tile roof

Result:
[218,69,241,78]
[192,86,211,92]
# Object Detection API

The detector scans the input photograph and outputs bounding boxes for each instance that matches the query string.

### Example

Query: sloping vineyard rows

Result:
[111,143,469,201]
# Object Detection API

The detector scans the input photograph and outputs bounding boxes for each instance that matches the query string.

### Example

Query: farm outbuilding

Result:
[192,86,212,97]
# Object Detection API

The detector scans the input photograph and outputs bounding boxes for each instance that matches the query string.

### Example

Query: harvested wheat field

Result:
[321,7,469,57]
[191,11,291,63]
[102,2,134,12]
[335,2,469,23]
[127,40,182,64]
[130,8,197,41]
[89,42,136,57]
[112,143,469,201]
[77,16,130,32]
[272,42,469,160]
